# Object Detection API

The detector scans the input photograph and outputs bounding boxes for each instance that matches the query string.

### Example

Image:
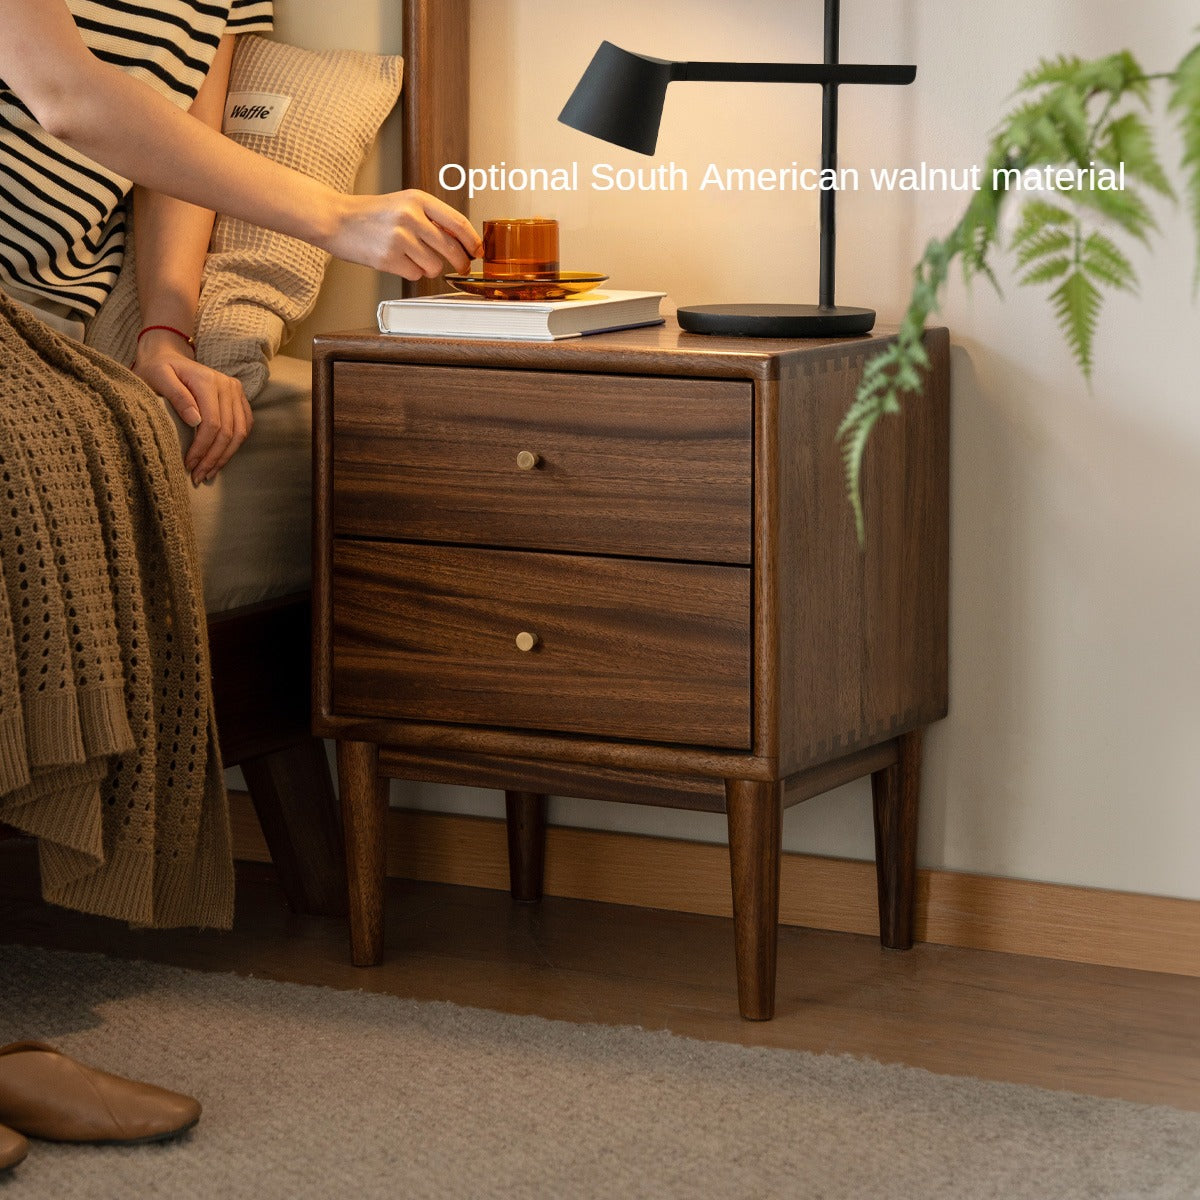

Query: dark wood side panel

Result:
[377,746,728,812]
[402,0,470,297]
[320,713,779,779]
[332,364,753,563]
[331,541,752,748]
[313,351,335,731]
[774,332,951,775]
[782,739,900,808]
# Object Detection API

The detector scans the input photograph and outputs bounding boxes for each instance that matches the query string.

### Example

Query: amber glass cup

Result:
[482,218,559,279]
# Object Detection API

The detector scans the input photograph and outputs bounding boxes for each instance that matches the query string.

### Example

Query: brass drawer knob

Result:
[516,450,540,471]
[515,631,539,652]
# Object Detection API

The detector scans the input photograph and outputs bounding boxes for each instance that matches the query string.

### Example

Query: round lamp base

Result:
[677,303,876,338]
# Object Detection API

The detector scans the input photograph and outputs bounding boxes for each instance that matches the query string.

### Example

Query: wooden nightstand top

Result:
[312,318,912,381]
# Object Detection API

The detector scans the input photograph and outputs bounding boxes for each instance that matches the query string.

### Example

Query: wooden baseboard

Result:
[229,793,1200,978]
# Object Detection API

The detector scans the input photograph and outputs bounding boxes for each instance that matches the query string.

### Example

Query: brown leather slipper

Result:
[0,1042,201,1145]
[0,1122,29,1171]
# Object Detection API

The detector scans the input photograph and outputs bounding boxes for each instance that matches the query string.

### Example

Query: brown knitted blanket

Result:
[0,290,233,928]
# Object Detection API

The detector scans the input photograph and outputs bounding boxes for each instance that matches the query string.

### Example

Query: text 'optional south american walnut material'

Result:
[312,321,950,1020]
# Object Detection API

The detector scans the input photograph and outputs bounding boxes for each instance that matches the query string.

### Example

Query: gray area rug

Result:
[0,943,1197,1199]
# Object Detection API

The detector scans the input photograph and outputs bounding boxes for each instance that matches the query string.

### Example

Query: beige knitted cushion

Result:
[87,37,402,398]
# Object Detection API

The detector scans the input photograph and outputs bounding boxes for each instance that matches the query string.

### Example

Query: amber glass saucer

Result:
[444,272,608,301]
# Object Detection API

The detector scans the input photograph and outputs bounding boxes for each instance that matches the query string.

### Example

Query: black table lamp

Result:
[558,0,915,337]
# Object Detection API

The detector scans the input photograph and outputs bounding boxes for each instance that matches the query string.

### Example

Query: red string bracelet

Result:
[137,324,195,351]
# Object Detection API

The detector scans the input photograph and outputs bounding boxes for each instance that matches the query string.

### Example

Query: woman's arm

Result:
[132,34,251,486]
[0,0,482,278]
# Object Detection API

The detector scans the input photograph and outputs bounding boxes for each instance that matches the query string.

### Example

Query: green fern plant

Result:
[838,37,1200,542]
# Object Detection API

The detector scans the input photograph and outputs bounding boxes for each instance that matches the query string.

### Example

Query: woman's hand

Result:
[132,331,252,486]
[329,189,483,279]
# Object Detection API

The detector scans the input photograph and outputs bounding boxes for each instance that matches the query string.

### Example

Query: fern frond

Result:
[839,407,881,545]
[838,360,921,543]
[1021,255,1072,286]
[1081,231,1137,292]
[959,182,1009,286]
[854,344,902,398]
[961,221,997,284]
[838,232,948,542]
[1050,270,1103,378]
[1018,51,1150,104]
[1017,55,1085,92]
[1081,50,1152,105]
[1050,86,1092,162]
[1010,199,1074,249]
[1070,184,1156,244]
[1000,98,1071,163]
[1014,227,1072,269]
[839,39,1192,542]
[1096,111,1174,198]
[971,257,1004,295]
[1169,39,1200,289]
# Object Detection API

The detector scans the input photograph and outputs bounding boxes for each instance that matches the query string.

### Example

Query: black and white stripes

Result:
[0,0,273,321]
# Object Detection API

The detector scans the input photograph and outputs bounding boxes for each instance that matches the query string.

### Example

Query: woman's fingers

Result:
[423,220,476,274]
[337,192,482,279]
[178,368,222,478]
[206,378,252,478]
[391,215,475,277]
[419,194,484,260]
[191,375,250,483]
[165,360,251,483]
[396,229,444,278]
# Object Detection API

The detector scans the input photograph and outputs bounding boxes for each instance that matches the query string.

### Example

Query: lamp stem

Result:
[819,0,840,310]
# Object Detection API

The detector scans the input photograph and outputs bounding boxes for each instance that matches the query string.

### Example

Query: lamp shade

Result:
[557,41,676,156]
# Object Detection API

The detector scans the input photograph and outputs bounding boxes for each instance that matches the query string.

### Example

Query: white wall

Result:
[277,1,1200,902]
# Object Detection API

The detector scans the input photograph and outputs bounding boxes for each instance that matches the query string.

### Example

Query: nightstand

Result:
[312,320,949,1020]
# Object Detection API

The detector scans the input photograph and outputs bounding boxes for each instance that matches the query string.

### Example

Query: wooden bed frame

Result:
[3,0,472,921]
[208,0,471,916]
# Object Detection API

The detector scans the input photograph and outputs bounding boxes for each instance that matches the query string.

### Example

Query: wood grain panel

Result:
[774,334,950,776]
[401,0,470,298]
[332,363,753,563]
[316,713,779,777]
[332,541,752,747]
[377,746,729,812]
[315,323,888,376]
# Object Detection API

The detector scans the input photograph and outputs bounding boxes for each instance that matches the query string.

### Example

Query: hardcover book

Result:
[376,290,666,341]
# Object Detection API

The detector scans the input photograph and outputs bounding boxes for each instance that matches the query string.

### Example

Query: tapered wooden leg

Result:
[505,790,547,903]
[241,736,346,917]
[336,739,388,966]
[871,729,923,949]
[725,778,783,1021]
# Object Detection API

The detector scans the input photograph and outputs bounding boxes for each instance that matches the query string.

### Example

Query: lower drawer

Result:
[331,541,752,748]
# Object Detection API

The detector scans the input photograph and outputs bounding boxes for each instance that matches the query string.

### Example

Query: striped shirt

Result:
[0,0,273,323]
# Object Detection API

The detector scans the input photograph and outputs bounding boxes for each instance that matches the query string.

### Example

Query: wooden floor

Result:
[2,840,1198,1112]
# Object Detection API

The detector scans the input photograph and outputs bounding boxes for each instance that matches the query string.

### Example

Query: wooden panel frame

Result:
[402,0,470,297]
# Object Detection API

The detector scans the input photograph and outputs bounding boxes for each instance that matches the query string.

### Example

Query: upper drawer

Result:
[331,363,753,563]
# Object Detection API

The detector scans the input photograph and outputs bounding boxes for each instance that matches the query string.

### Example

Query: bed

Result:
[203,0,470,916]
[0,0,471,920]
